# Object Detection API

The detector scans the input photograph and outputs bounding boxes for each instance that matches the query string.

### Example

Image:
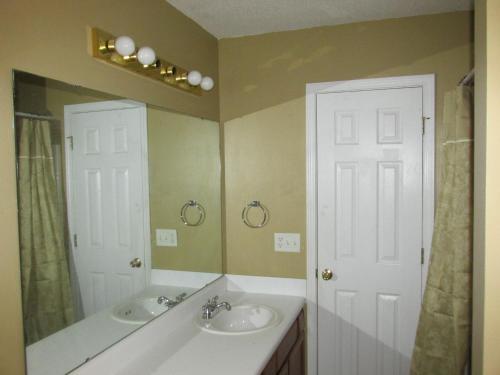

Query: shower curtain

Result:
[17,117,74,345]
[411,86,473,374]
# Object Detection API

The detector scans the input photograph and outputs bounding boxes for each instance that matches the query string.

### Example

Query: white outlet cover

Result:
[156,229,178,247]
[274,233,300,253]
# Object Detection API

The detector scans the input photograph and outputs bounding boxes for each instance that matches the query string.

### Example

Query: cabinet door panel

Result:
[262,353,277,375]
[277,321,298,369]
[278,361,289,375]
[288,334,305,375]
[261,308,305,375]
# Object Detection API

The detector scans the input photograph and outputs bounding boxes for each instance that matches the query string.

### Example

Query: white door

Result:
[65,101,150,317]
[317,87,423,375]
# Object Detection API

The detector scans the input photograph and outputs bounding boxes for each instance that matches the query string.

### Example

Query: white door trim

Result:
[64,99,152,287]
[305,74,435,375]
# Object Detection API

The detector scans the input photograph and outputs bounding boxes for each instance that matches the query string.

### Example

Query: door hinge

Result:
[315,268,318,279]
[67,136,74,150]
[422,117,430,135]
[73,234,78,248]
[421,247,425,264]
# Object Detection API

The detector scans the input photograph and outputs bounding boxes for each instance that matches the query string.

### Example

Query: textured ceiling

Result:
[166,0,473,39]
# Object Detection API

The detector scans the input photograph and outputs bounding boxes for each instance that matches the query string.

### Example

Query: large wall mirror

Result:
[13,70,223,375]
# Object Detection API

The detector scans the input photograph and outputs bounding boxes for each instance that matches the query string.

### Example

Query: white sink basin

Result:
[111,297,168,324]
[197,304,281,335]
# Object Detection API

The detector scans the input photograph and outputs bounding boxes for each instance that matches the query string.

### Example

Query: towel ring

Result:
[242,201,269,228]
[180,200,206,226]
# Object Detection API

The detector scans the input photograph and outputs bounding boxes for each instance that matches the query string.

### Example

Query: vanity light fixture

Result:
[200,76,215,91]
[186,71,215,92]
[175,72,188,83]
[160,65,177,77]
[90,28,215,95]
[114,36,135,56]
[187,70,202,86]
[137,46,156,66]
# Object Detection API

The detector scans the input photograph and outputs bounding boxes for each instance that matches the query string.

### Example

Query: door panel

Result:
[317,87,423,375]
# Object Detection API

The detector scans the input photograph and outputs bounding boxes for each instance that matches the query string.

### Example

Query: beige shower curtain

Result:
[17,117,74,345]
[411,86,473,374]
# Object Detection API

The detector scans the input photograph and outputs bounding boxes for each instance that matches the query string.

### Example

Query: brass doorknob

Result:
[322,268,333,280]
[130,258,142,268]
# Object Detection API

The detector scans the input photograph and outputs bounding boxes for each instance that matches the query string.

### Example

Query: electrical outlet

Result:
[156,229,177,247]
[274,233,300,253]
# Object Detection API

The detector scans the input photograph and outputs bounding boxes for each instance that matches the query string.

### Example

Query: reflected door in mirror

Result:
[65,101,149,317]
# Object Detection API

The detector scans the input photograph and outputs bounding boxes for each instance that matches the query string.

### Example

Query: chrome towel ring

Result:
[180,200,206,226]
[242,201,269,228]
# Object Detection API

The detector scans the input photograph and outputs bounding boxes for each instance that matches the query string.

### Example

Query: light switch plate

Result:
[156,229,177,247]
[274,233,300,253]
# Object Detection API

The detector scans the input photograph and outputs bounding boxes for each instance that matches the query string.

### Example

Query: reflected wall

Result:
[12,71,222,374]
[148,108,222,273]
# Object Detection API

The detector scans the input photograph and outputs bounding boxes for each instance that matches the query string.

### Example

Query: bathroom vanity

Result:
[71,275,306,375]
[261,308,305,375]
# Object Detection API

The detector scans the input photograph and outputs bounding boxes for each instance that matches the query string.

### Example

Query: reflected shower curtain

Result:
[17,117,74,345]
[411,86,473,374]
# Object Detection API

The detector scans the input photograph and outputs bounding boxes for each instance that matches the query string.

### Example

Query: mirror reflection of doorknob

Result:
[130,258,142,268]
[322,268,334,280]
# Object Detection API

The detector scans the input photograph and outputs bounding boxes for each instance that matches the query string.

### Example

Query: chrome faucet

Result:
[157,296,177,308]
[157,292,188,309]
[175,292,187,302]
[201,296,231,320]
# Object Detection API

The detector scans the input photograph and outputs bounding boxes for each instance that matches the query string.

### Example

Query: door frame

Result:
[63,99,152,288]
[305,75,435,375]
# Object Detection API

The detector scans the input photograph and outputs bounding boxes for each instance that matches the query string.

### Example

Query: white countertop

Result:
[119,292,304,375]
[72,275,306,375]
[27,284,197,375]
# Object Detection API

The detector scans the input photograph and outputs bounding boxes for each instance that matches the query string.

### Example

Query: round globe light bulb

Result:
[200,76,214,91]
[137,46,156,66]
[187,70,202,86]
[115,36,135,56]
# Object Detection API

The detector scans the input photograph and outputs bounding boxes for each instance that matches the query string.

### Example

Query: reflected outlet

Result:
[274,233,300,253]
[156,229,177,247]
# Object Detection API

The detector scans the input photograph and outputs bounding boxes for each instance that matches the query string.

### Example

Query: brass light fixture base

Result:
[90,27,202,96]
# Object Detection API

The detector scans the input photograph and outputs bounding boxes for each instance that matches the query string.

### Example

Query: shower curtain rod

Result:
[458,69,475,86]
[15,111,58,121]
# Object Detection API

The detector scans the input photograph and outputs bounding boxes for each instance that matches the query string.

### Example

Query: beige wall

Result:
[15,73,117,148]
[473,1,500,373]
[148,107,222,273]
[220,11,473,279]
[26,76,223,272]
[45,80,119,119]
[473,1,486,371]
[0,1,218,373]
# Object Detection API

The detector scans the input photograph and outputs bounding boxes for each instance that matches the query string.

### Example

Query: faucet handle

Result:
[157,296,166,304]
[202,296,219,312]
[175,292,187,302]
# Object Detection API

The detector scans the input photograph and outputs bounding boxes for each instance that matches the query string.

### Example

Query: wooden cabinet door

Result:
[288,334,305,375]
[261,308,305,375]
[278,361,289,375]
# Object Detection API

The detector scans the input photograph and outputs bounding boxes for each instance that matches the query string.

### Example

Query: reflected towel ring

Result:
[180,200,206,226]
[242,201,269,228]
